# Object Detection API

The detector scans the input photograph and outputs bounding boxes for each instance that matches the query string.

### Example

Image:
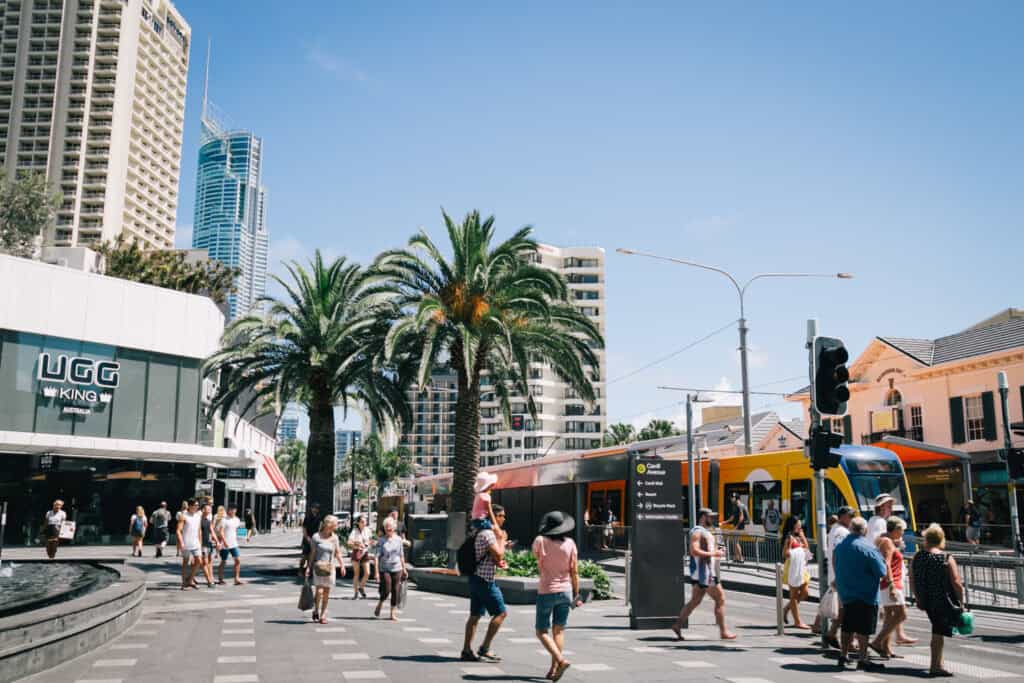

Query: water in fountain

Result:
[0,561,115,617]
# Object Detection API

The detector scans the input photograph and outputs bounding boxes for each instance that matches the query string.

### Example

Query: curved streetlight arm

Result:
[616,248,742,296]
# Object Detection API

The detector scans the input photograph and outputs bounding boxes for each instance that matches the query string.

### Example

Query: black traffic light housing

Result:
[813,336,850,416]
[1007,448,1024,480]
[809,426,843,470]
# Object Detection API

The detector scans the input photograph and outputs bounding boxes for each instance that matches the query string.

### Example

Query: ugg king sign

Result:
[36,352,120,414]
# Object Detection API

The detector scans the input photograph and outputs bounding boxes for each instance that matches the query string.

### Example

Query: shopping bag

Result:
[298,578,314,611]
[397,577,408,609]
[58,521,76,540]
[818,587,839,620]
[954,610,974,635]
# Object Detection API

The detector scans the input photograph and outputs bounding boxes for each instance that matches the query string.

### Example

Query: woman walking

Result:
[348,514,374,599]
[870,516,908,658]
[129,506,147,557]
[781,516,811,629]
[305,514,346,624]
[374,517,407,621]
[910,524,964,677]
[533,511,583,682]
[244,508,257,543]
[175,500,188,557]
[43,499,66,559]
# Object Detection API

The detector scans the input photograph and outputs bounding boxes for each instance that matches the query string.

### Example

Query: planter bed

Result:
[408,567,595,605]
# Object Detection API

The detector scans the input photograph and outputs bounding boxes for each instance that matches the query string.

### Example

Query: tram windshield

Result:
[848,474,909,518]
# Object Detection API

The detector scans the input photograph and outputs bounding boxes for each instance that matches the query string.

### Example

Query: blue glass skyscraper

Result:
[191,53,269,320]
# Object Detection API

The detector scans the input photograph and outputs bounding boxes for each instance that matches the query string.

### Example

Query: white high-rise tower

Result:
[0,0,190,249]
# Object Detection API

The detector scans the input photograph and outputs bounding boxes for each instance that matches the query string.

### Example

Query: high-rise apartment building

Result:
[398,369,457,475]
[0,0,190,249]
[399,245,606,473]
[190,59,268,320]
[333,429,362,473]
[276,415,298,443]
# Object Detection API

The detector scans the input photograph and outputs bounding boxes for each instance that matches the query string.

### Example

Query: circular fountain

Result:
[0,561,116,618]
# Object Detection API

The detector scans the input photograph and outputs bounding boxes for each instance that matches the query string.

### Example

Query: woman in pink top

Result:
[532,511,583,682]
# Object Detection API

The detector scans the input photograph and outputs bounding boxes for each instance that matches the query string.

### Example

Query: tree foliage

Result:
[204,251,413,510]
[637,418,679,441]
[340,432,414,497]
[374,210,604,513]
[0,169,60,258]
[603,422,637,446]
[96,234,239,304]
[276,438,307,486]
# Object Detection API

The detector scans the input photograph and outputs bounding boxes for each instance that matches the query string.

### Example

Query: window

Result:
[908,405,923,441]
[965,396,985,441]
[751,480,781,532]
[885,389,902,407]
[790,479,812,536]
[824,479,847,518]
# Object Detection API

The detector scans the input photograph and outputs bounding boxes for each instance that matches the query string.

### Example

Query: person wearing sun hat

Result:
[472,471,500,531]
[532,511,582,681]
[867,494,895,544]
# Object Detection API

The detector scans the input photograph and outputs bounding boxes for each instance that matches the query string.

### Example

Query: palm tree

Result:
[374,210,604,514]
[337,433,414,512]
[205,251,413,511]
[637,418,679,441]
[603,423,637,446]
[276,439,307,487]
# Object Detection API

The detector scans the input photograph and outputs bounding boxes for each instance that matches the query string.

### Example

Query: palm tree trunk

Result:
[452,367,481,515]
[306,383,336,513]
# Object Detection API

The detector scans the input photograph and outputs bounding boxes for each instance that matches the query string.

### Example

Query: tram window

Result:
[723,483,750,525]
[791,479,812,531]
[752,480,782,534]
[824,479,847,517]
[588,489,623,524]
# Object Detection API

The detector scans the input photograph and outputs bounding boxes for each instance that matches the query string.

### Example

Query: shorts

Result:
[879,586,906,608]
[687,575,719,589]
[966,526,981,542]
[154,527,169,544]
[472,517,492,531]
[469,575,507,618]
[45,525,60,540]
[220,546,240,560]
[841,600,878,636]
[202,543,216,558]
[131,531,144,539]
[926,609,954,637]
[535,592,572,631]
[183,547,201,559]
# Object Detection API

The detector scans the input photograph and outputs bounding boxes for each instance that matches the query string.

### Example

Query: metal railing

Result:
[908,536,1024,610]
[717,529,820,575]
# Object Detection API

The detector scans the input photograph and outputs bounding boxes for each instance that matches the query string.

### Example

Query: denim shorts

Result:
[535,591,572,631]
[220,546,240,560]
[469,575,507,617]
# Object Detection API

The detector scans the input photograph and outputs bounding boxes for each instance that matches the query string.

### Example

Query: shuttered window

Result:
[965,396,985,441]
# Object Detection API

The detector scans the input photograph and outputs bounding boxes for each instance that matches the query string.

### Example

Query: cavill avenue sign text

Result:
[37,353,120,414]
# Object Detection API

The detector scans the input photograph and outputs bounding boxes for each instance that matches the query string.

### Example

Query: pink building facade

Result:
[789,309,1024,543]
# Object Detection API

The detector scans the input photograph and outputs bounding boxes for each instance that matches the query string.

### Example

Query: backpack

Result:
[457,530,478,576]
[132,516,144,534]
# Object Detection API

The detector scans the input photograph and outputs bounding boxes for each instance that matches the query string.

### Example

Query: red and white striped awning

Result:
[261,453,292,493]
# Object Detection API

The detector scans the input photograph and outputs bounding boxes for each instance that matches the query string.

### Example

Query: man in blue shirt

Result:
[833,516,886,671]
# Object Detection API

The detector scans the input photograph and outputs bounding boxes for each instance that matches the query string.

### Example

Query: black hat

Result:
[538,511,576,537]
[837,506,855,517]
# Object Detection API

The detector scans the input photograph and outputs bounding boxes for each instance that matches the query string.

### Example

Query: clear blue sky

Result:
[174,1,1023,431]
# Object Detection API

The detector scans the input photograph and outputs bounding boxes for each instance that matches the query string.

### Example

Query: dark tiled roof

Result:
[880,316,1024,367]
[692,411,774,446]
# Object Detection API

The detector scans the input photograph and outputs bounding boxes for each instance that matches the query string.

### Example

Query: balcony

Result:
[861,426,924,445]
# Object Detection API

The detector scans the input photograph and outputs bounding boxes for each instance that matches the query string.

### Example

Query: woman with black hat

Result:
[533,511,583,682]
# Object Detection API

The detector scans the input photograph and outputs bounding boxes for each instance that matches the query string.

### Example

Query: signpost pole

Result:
[806,319,829,647]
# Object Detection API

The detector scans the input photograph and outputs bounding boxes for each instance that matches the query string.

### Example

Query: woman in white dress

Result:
[305,515,346,624]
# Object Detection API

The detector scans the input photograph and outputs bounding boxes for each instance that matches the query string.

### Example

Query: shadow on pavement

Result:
[381,655,460,664]
[462,676,546,682]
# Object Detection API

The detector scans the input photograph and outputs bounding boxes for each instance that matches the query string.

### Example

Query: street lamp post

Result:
[618,248,852,454]
[686,393,714,526]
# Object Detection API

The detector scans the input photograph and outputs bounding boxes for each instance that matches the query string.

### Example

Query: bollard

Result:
[775,562,784,636]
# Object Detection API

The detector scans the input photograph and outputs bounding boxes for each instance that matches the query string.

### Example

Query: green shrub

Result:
[499,549,538,577]
[419,550,449,568]
[577,559,612,600]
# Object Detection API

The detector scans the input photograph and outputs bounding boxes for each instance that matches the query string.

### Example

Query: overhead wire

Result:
[607,319,738,385]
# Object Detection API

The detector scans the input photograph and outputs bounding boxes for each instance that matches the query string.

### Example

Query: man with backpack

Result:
[460,505,508,663]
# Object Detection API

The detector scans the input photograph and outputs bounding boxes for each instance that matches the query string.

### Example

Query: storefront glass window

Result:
[34,335,82,436]
[0,330,42,431]
[71,340,117,437]
[109,348,148,440]
[176,359,200,443]
[144,354,179,442]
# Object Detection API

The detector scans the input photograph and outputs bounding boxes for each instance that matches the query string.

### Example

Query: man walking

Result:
[150,501,171,558]
[962,500,983,544]
[672,507,736,641]
[177,499,203,590]
[833,516,886,671]
[462,505,508,663]
[217,505,244,585]
[824,506,854,648]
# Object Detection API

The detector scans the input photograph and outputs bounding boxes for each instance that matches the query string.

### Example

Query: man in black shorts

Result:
[672,508,736,641]
[832,516,886,671]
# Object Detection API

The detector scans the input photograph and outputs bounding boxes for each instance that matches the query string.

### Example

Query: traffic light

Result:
[813,336,850,416]
[809,426,843,470]
[1007,448,1024,480]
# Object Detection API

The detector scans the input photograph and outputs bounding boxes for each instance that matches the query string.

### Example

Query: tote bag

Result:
[298,578,314,611]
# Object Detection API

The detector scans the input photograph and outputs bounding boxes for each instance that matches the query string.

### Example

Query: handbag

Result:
[818,586,839,620]
[58,521,76,540]
[314,561,333,577]
[298,578,314,611]
[397,576,408,609]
